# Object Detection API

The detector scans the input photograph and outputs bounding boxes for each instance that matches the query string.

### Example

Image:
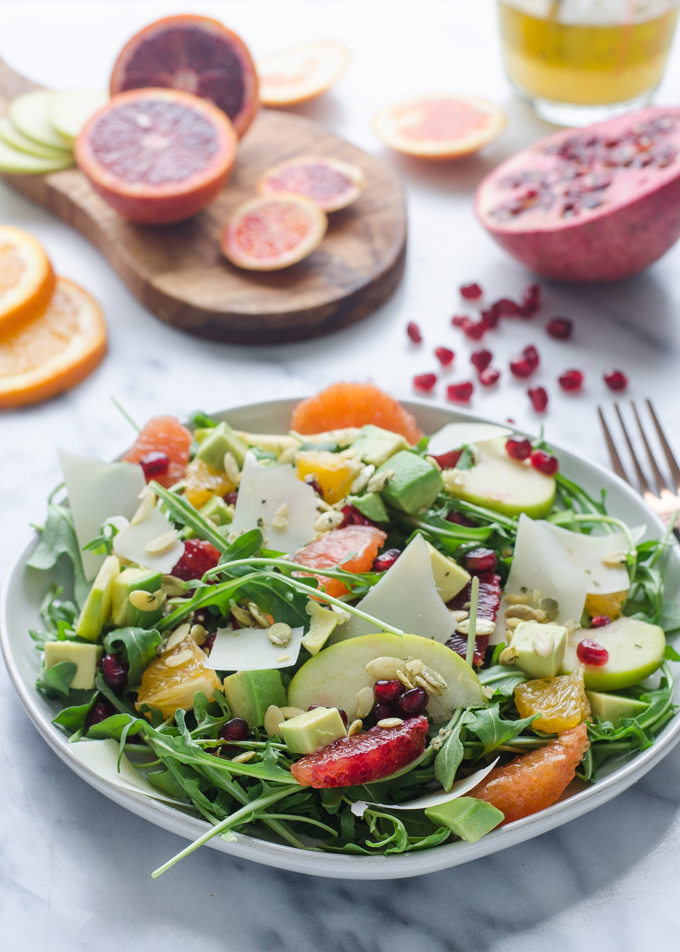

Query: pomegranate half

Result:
[475,108,680,283]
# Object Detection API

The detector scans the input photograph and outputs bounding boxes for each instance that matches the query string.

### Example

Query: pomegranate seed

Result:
[398,686,429,716]
[510,356,534,378]
[140,451,170,480]
[478,366,500,386]
[85,700,114,730]
[339,504,373,528]
[464,548,497,574]
[590,615,612,628]
[374,679,404,704]
[481,308,498,329]
[519,283,541,317]
[452,314,469,328]
[435,346,455,367]
[101,654,128,692]
[546,317,573,340]
[471,349,492,371]
[493,297,521,317]
[172,539,221,581]
[407,322,422,343]
[219,717,249,742]
[224,491,238,505]
[577,638,609,666]
[337,709,348,727]
[530,448,558,475]
[464,321,487,340]
[604,369,628,392]
[304,475,323,497]
[433,449,462,469]
[202,631,216,653]
[559,369,584,392]
[447,381,473,403]
[446,510,477,527]
[373,701,398,722]
[506,437,532,461]
[414,373,437,392]
[523,344,539,369]
[460,282,482,300]
[373,548,401,572]
[528,387,549,412]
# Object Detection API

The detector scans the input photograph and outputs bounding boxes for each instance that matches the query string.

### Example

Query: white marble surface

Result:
[3,0,680,948]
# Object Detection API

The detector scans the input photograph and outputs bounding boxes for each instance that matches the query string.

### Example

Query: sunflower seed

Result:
[145,529,180,556]
[377,717,403,729]
[532,632,555,658]
[263,705,285,739]
[348,719,363,736]
[268,622,292,646]
[223,451,241,486]
[231,751,256,764]
[456,618,496,635]
[280,706,305,719]
[190,624,207,645]
[313,510,344,533]
[355,686,375,719]
[129,589,160,612]
[602,550,628,568]
[248,602,271,628]
[365,656,405,680]
[164,624,191,652]
[130,486,156,526]
[165,648,193,667]
[350,464,375,495]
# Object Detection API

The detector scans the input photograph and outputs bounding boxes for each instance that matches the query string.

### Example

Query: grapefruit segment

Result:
[291,383,423,444]
[258,41,350,106]
[220,194,327,271]
[123,415,192,489]
[75,88,238,224]
[110,14,259,138]
[257,155,364,212]
[373,94,506,160]
[0,226,56,333]
[293,524,387,597]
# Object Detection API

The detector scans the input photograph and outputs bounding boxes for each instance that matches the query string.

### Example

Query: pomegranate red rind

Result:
[110,14,259,137]
[257,155,364,212]
[446,571,501,665]
[124,415,192,488]
[220,195,327,271]
[293,524,386,597]
[475,107,680,282]
[258,41,350,106]
[468,724,590,824]
[76,88,238,224]
[290,715,429,787]
[291,383,424,444]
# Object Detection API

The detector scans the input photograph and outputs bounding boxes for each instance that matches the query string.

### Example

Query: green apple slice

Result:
[0,135,73,173]
[49,89,108,141]
[10,90,72,150]
[287,631,484,723]
[0,116,72,159]
[560,616,665,691]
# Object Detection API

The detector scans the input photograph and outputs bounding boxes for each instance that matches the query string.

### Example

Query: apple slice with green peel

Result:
[10,90,72,150]
[585,690,649,728]
[560,616,665,691]
[0,117,72,159]
[287,632,485,723]
[444,436,555,519]
[50,89,109,142]
[0,136,73,174]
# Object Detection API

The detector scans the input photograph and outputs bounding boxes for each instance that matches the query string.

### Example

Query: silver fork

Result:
[598,399,680,541]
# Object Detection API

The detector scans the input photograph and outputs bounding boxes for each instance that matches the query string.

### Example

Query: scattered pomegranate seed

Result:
[339,504,374,528]
[432,449,462,469]
[528,387,549,412]
[224,491,239,505]
[85,700,114,730]
[464,548,497,574]
[464,321,487,340]
[219,717,249,742]
[471,349,493,371]
[435,346,455,366]
[447,510,477,527]
[507,418,515,424]
[407,321,422,343]
[374,679,404,704]
[101,654,128,692]
[478,367,500,386]
[577,638,609,666]
[590,615,612,628]
[520,283,541,317]
[139,451,170,480]
[447,381,474,402]
[546,317,573,340]
[202,631,216,653]
[172,539,221,581]
[530,448,558,474]
[413,372,437,392]
[510,355,534,378]
[481,308,498,329]
[498,298,523,317]
[452,314,469,327]
[372,548,401,572]
[373,701,398,722]
[604,369,628,392]
[460,282,483,300]
[398,686,429,716]
[559,369,584,392]
[524,344,539,369]
[506,437,532,461]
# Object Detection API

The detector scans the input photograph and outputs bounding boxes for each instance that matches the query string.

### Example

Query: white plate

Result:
[2,398,679,880]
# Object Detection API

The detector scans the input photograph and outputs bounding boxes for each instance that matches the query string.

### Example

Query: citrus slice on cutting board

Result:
[257,155,364,212]
[0,225,55,332]
[9,90,72,150]
[291,382,423,443]
[373,94,506,159]
[0,277,107,408]
[258,41,350,106]
[220,194,327,270]
[50,89,109,142]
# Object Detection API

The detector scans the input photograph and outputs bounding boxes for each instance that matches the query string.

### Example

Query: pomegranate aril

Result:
[447,381,473,402]
[546,317,573,340]
[224,491,238,505]
[604,369,628,391]
[413,372,437,392]
[373,701,397,722]
[304,475,324,497]
[446,510,477,527]
[202,631,216,653]
[407,321,422,343]
[481,308,498,329]
[519,283,541,317]
[493,297,521,317]
[374,679,404,704]
[464,321,487,340]
[372,548,401,572]
[471,348,492,371]
[218,717,249,742]
[433,449,462,469]
[398,686,429,717]
[528,387,549,412]
[339,504,373,529]
[464,547,497,574]
[435,346,455,367]
[590,615,612,628]
[171,538,221,581]
[85,700,114,730]
[577,637,609,666]
[510,356,534,378]
[523,344,539,369]
[506,437,532,461]
[479,366,500,386]
[101,654,128,692]
[460,282,483,300]
[531,448,558,474]
[452,314,469,328]
[559,368,584,392]
[140,451,170,480]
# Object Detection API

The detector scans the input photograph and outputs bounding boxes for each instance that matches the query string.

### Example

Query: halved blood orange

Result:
[110,14,259,138]
[257,155,364,212]
[0,277,106,408]
[220,194,327,271]
[373,94,506,160]
[124,415,192,489]
[75,88,238,224]
[291,383,423,444]
[258,41,350,107]
[0,225,55,333]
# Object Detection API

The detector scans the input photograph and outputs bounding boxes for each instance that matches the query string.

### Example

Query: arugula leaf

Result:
[660,600,680,634]
[150,481,230,553]
[434,710,475,791]
[219,529,263,566]
[478,664,528,697]
[102,627,161,688]
[188,411,218,429]
[240,576,308,629]
[36,661,77,700]
[467,704,538,755]
[27,502,90,608]
[52,693,97,733]
[146,769,190,801]
[86,713,147,740]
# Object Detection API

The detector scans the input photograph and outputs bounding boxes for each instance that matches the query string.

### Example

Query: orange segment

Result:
[291,382,423,444]
[220,195,327,271]
[585,590,627,620]
[136,634,221,719]
[514,667,591,733]
[296,449,362,504]
[184,457,235,509]
[0,277,106,409]
[0,225,55,333]
[294,524,386,597]
[124,415,192,489]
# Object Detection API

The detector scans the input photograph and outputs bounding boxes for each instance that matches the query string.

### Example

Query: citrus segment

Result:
[110,14,259,138]
[373,94,506,160]
[293,524,387,597]
[220,194,327,271]
[291,383,423,444]
[258,41,350,106]
[50,89,109,142]
[296,449,362,504]
[184,457,235,509]
[585,590,626,620]
[9,90,72,150]
[123,415,192,489]
[257,155,364,212]
[0,277,106,408]
[514,667,591,733]
[0,226,55,333]
[468,724,590,824]
[0,116,72,160]
[76,88,238,224]
[136,634,221,719]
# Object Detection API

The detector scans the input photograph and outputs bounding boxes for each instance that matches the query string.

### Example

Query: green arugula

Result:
[102,627,162,688]
[27,501,90,608]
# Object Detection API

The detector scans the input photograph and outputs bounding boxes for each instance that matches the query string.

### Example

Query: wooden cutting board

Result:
[0,59,407,344]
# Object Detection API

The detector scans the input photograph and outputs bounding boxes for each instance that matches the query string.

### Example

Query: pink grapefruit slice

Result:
[257,41,350,106]
[220,194,327,271]
[257,155,364,211]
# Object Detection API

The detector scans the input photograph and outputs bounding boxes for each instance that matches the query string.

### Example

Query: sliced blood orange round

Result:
[0,277,106,408]
[293,524,387,597]
[373,94,506,160]
[291,383,423,444]
[0,225,55,333]
[110,14,259,138]
[220,194,327,271]
[257,155,364,212]
[258,41,350,106]
[75,88,238,224]
[124,415,192,489]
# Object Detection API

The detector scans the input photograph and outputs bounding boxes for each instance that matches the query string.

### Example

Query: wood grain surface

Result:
[0,59,407,344]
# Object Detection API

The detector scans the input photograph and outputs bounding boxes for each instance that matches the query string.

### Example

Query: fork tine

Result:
[614,403,652,494]
[597,406,630,483]
[631,401,669,494]
[646,399,680,492]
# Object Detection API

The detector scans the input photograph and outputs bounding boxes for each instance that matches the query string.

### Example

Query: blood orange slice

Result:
[75,88,238,224]
[291,383,423,444]
[373,94,506,160]
[257,155,364,212]
[258,41,350,106]
[220,195,327,271]
[124,415,192,489]
[110,14,259,138]
[293,524,387,597]
[0,225,55,333]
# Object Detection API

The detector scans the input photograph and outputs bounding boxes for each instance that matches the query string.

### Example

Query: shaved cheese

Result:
[427,422,512,457]
[229,451,318,553]
[58,448,146,580]
[113,506,185,574]
[70,738,183,804]
[205,625,304,670]
[542,522,639,595]
[332,534,456,644]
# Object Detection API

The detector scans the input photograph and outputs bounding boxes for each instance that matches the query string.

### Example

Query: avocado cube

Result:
[280,706,346,754]
[377,450,444,515]
[586,690,649,728]
[425,797,504,843]
[509,620,568,679]
[196,421,248,470]
[426,541,470,602]
[44,641,103,690]
[111,567,163,628]
[350,492,389,523]
[223,669,287,727]
[350,425,410,467]
[75,554,120,641]
[199,494,233,526]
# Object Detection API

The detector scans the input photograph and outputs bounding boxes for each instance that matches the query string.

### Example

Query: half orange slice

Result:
[0,225,55,332]
[258,41,350,106]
